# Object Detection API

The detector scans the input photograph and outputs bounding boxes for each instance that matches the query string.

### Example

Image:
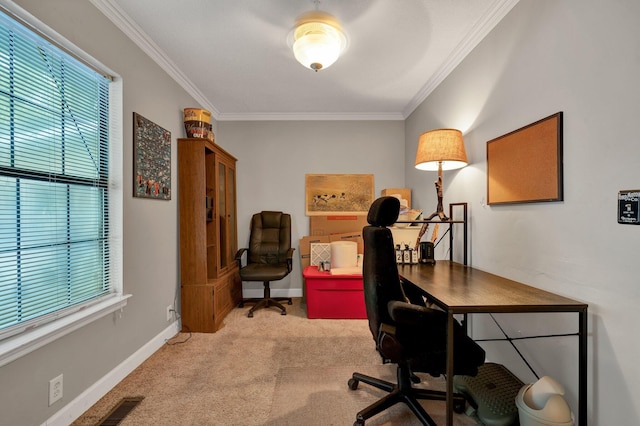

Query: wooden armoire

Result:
[178,138,241,332]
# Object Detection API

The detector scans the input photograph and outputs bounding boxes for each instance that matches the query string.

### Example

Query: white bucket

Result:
[515,376,574,426]
[330,241,358,269]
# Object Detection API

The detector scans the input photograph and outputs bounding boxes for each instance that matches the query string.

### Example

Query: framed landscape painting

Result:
[305,174,374,216]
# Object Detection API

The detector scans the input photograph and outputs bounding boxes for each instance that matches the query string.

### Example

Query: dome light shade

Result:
[291,11,346,71]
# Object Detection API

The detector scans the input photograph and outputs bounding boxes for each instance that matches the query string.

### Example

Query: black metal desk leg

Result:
[446,311,455,426]
[579,309,588,426]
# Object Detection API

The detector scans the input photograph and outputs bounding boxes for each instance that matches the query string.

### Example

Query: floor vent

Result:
[97,396,144,426]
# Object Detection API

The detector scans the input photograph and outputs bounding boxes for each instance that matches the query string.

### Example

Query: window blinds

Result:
[0,11,112,337]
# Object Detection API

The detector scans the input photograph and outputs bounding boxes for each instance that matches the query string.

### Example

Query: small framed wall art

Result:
[133,112,171,200]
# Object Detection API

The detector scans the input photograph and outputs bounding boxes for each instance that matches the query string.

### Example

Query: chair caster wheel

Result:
[287,299,293,305]
[281,310,286,315]
[248,311,253,318]
[348,378,359,390]
[238,302,244,308]
[453,400,466,414]
[354,418,365,426]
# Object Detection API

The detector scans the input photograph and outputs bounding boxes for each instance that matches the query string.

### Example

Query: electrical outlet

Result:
[49,374,63,406]
[166,305,173,321]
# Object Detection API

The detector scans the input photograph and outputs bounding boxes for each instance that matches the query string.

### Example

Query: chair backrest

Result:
[248,211,291,265]
[362,197,407,340]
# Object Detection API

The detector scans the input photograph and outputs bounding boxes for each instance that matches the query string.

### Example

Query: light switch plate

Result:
[618,190,640,224]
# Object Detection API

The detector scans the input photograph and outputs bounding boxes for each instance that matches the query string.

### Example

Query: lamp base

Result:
[426,171,449,221]
[424,209,449,222]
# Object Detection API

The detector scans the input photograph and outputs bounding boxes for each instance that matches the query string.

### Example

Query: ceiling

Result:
[93,0,518,121]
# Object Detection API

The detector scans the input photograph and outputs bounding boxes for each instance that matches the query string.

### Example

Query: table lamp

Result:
[415,128,468,221]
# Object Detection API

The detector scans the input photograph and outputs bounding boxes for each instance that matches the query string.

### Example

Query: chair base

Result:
[239,281,292,317]
[348,364,466,426]
[239,297,293,317]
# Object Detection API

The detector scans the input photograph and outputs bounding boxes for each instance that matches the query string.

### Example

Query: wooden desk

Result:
[398,261,588,426]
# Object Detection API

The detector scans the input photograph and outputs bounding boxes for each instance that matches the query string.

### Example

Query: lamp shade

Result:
[292,11,346,71]
[415,128,468,171]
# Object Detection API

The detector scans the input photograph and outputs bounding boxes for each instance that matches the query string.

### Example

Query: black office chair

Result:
[348,196,485,426]
[235,211,294,317]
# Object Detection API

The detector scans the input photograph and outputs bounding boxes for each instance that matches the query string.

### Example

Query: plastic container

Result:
[515,376,574,426]
[302,266,366,319]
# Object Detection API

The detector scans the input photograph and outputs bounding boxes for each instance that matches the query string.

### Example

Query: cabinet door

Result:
[226,164,237,261]
[205,146,218,279]
[212,270,241,330]
[216,156,237,271]
[181,285,216,333]
[217,161,228,269]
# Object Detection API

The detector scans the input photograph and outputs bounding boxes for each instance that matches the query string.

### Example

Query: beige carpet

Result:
[72,299,478,425]
[266,364,476,426]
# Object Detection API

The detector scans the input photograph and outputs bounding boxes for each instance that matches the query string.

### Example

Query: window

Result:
[0,9,125,363]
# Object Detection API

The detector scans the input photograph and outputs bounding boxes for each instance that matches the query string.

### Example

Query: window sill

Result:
[0,294,132,368]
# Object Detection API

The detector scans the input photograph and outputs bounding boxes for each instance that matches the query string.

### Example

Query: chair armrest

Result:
[387,300,446,327]
[400,278,427,306]
[286,248,295,272]
[377,322,403,361]
[234,248,248,267]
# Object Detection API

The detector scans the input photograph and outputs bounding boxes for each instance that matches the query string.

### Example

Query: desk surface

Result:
[398,261,587,314]
[399,261,588,426]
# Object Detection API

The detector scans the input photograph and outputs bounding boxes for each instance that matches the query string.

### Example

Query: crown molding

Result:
[402,0,520,119]
[217,111,405,122]
[91,0,518,122]
[89,0,220,119]
[90,0,397,122]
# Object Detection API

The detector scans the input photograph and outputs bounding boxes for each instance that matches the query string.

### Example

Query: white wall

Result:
[406,0,640,424]
[0,1,201,424]
[218,120,405,296]
[4,0,639,424]
[0,3,406,423]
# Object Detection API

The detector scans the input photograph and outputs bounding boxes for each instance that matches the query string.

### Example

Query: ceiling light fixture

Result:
[291,2,346,72]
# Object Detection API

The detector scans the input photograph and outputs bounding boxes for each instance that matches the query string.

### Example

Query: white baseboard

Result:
[43,320,181,426]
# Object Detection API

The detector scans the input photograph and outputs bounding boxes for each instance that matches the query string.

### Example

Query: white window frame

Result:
[0,0,127,368]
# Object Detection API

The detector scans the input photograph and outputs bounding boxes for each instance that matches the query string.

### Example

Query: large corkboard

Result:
[487,112,563,205]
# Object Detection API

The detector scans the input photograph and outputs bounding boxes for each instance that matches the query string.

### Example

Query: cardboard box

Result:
[299,235,330,269]
[329,231,364,254]
[381,188,411,208]
[390,226,422,249]
[309,215,368,236]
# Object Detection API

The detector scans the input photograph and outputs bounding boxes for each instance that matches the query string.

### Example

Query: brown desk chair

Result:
[348,197,485,425]
[235,211,294,317]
